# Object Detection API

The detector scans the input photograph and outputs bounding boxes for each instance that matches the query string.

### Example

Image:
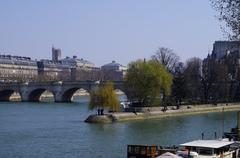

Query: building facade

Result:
[202,41,240,102]
[101,61,127,81]
[60,56,96,70]
[0,48,127,82]
[204,41,240,79]
[211,41,240,60]
[0,55,38,82]
[37,60,71,81]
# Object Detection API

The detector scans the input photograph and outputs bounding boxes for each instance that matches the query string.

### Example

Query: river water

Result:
[0,96,238,158]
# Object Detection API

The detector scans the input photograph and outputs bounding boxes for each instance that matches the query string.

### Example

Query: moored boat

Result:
[127,139,240,158]
[179,139,239,158]
[127,111,240,158]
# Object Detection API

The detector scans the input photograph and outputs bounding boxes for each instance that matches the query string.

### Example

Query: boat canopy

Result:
[180,140,234,149]
[156,152,180,158]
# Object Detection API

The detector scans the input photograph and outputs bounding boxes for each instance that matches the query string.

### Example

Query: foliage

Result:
[211,0,240,40]
[89,82,120,114]
[124,59,173,107]
[151,47,180,73]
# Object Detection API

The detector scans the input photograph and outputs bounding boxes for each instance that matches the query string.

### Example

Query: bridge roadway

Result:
[0,81,125,102]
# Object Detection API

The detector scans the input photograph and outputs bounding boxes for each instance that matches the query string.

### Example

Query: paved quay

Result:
[110,103,240,122]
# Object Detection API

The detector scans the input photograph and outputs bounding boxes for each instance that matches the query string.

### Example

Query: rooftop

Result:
[61,56,94,65]
[102,60,126,68]
[0,54,32,61]
[180,140,234,149]
[214,41,240,44]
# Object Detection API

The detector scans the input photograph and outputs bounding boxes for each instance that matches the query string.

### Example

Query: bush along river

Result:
[0,95,238,158]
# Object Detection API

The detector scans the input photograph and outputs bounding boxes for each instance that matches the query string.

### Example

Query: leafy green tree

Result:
[124,59,173,107]
[89,82,120,115]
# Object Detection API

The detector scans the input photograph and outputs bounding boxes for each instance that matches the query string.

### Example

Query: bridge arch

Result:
[114,89,128,101]
[60,87,90,102]
[0,89,21,101]
[28,88,55,102]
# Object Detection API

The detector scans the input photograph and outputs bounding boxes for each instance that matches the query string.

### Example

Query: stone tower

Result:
[52,46,61,62]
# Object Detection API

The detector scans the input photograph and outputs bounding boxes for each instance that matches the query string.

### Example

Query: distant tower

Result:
[52,45,61,62]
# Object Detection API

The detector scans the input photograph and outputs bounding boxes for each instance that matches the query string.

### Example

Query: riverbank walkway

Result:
[110,103,240,122]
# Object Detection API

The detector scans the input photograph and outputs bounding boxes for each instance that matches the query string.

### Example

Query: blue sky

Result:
[0,0,223,66]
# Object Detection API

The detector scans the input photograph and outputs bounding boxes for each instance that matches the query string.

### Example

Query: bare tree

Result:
[202,58,230,103]
[184,57,202,101]
[211,0,240,40]
[172,62,187,108]
[151,47,180,73]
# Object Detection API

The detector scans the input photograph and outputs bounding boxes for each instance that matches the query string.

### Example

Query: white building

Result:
[101,61,127,81]
[101,61,127,71]
[60,56,95,69]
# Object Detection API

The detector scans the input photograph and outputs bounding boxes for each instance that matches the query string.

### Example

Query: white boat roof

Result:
[156,152,180,158]
[180,140,234,149]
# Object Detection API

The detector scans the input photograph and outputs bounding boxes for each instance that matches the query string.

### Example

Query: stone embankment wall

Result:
[111,103,240,122]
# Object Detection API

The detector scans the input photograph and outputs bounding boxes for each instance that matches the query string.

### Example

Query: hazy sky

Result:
[0,0,224,66]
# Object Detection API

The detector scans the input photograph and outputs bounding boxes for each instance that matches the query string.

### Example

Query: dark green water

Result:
[0,96,237,158]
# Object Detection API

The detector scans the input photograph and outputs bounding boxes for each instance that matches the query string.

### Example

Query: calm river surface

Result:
[0,96,237,158]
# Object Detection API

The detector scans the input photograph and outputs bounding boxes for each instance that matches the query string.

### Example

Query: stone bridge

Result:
[0,81,125,102]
